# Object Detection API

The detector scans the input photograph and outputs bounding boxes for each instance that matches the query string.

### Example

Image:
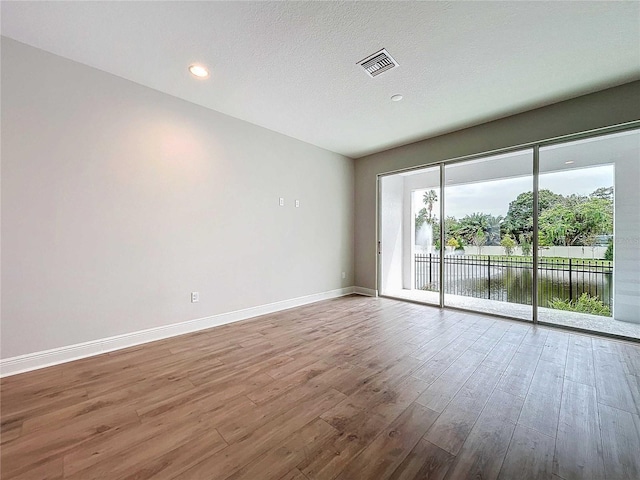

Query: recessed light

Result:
[565,160,574,164]
[391,94,403,102]
[189,64,209,78]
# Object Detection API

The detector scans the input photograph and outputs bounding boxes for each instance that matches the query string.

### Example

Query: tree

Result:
[538,204,573,246]
[519,233,532,256]
[503,190,563,239]
[415,189,439,235]
[604,239,613,261]
[415,207,427,230]
[539,196,612,246]
[485,215,504,246]
[442,216,460,241]
[538,230,552,248]
[472,228,486,255]
[422,190,438,224]
[447,212,504,246]
[454,213,490,244]
[590,186,613,201]
[421,185,613,253]
[500,235,517,256]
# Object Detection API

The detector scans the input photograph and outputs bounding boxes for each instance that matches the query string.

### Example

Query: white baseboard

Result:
[354,286,378,297]
[0,287,355,377]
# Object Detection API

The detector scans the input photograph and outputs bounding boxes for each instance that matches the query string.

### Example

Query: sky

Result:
[413,165,614,220]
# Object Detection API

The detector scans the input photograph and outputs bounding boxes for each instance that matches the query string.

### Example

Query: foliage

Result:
[590,186,613,201]
[538,196,612,246]
[471,228,486,254]
[538,230,552,247]
[503,190,563,239]
[500,235,517,256]
[446,238,460,248]
[501,187,612,247]
[423,190,438,223]
[446,212,503,246]
[416,189,439,230]
[415,208,426,230]
[548,293,611,316]
[485,215,503,246]
[604,240,613,261]
[518,233,532,256]
[416,184,613,252]
[457,213,490,240]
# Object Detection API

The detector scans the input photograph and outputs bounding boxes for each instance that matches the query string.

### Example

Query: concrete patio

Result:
[384,288,640,340]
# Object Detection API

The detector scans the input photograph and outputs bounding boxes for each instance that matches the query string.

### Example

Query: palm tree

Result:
[422,190,438,224]
[456,212,491,242]
[486,215,504,246]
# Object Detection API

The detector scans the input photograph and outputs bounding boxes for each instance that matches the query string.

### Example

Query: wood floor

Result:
[2,296,639,480]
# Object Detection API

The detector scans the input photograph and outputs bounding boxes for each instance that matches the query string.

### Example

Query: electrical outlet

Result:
[341,272,346,279]
[295,200,300,208]
[279,197,284,207]
[191,292,200,303]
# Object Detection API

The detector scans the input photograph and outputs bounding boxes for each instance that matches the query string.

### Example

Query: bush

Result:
[500,235,516,256]
[548,293,611,316]
[446,238,460,249]
[519,234,532,256]
[604,240,613,261]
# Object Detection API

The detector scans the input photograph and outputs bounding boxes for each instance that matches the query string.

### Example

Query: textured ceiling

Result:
[2,1,639,158]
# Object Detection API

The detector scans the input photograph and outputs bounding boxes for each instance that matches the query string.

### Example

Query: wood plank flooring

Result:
[1,295,639,480]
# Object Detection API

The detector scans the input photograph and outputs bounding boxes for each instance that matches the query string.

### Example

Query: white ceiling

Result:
[2,1,639,158]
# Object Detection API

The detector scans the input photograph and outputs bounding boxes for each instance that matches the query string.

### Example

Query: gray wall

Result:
[1,38,355,358]
[355,81,640,291]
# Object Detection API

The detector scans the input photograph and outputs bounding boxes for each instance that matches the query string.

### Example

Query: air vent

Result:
[357,49,399,78]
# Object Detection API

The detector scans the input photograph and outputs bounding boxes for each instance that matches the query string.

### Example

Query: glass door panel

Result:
[444,150,534,321]
[379,166,440,305]
[538,130,640,339]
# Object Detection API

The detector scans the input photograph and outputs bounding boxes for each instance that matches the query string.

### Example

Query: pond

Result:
[415,255,613,316]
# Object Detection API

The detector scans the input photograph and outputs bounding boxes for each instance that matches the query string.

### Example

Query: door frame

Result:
[376,120,640,339]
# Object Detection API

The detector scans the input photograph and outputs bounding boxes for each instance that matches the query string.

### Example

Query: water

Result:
[415,223,434,254]
[415,256,613,316]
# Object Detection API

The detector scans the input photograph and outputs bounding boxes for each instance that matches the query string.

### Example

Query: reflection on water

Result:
[415,255,612,317]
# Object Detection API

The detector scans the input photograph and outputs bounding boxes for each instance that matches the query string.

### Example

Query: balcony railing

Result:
[414,254,613,312]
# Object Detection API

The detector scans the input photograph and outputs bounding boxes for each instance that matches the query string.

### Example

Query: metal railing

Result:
[414,253,612,310]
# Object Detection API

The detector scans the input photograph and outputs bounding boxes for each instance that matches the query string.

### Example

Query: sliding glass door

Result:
[537,130,639,338]
[444,150,534,321]
[379,166,440,305]
[378,125,639,339]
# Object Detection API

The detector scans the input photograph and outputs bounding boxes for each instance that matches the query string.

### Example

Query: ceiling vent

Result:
[357,49,399,78]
